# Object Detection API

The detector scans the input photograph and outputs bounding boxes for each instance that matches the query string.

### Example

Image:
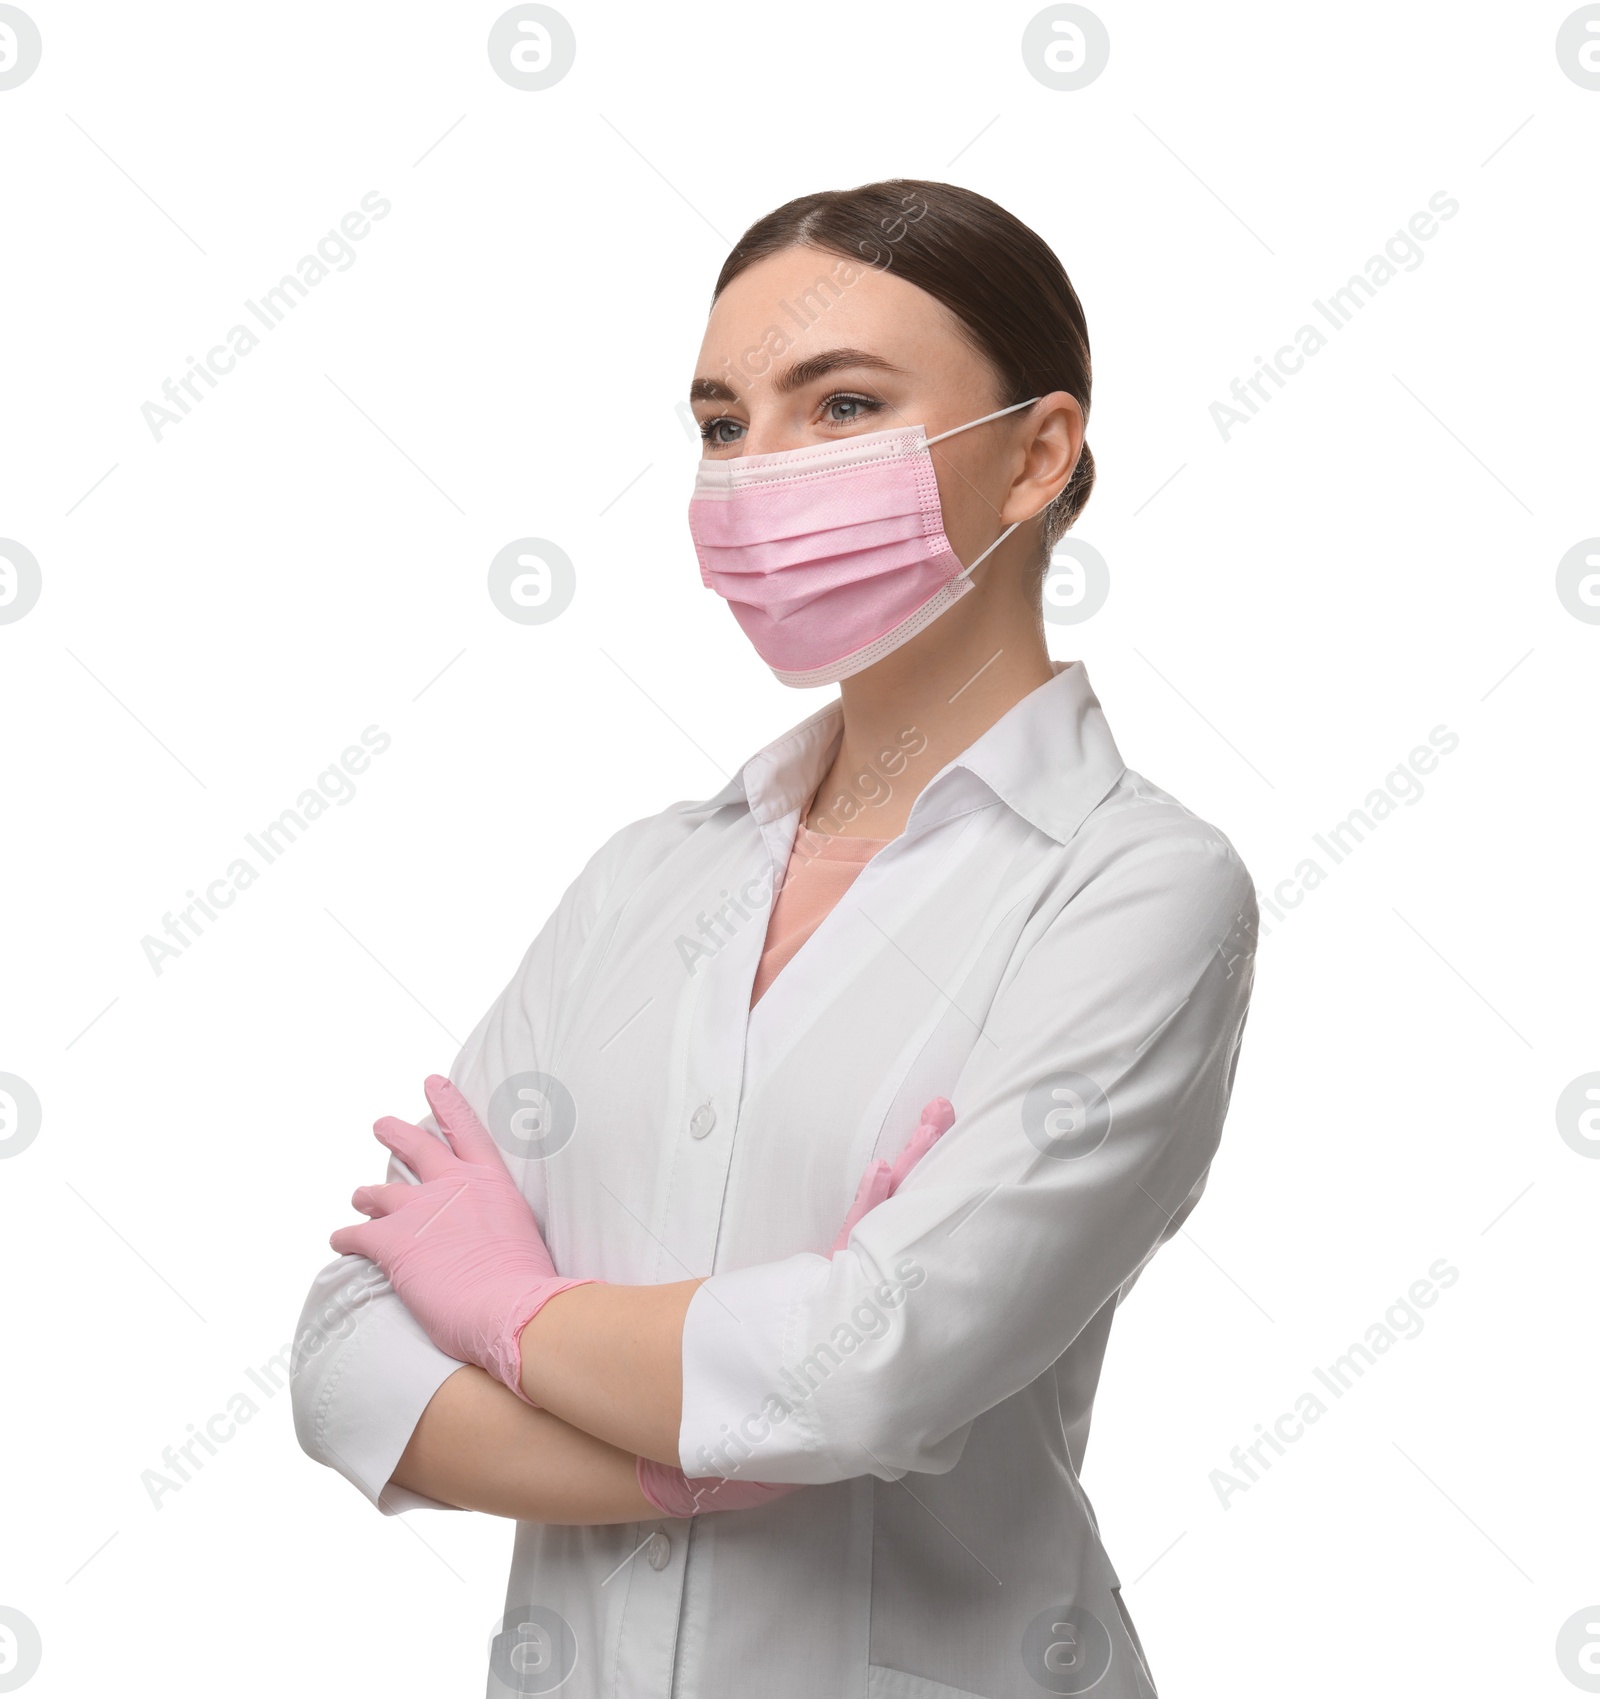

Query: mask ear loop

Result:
[955,520,1020,581]
[923,396,1040,446]
[922,396,1041,580]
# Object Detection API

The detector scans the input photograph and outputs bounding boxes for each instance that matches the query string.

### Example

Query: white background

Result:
[2,1,1597,1693]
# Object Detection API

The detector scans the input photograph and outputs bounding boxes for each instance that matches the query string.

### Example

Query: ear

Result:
[1000,391,1084,525]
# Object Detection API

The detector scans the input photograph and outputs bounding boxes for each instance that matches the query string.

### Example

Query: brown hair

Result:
[713,178,1095,553]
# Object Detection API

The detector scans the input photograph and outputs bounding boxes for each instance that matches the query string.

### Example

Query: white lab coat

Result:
[292,659,1257,1698]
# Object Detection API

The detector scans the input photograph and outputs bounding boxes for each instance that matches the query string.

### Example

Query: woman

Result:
[292,179,1257,1699]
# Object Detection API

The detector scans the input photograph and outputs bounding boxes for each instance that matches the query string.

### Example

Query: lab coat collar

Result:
[705,659,1126,850]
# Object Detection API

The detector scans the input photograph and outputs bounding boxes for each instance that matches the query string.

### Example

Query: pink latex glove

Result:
[636,1094,956,1519]
[329,1073,594,1404]
[830,1095,956,1254]
[635,1461,800,1519]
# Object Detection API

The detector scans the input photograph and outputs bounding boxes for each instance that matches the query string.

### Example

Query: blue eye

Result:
[700,417,745,446]
[821,392,885,426]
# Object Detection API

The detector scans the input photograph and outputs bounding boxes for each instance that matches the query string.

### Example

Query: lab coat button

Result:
[688,1101,716,1140]
[646,1530,672,1569]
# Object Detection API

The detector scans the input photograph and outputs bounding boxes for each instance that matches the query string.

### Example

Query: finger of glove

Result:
[831,1160,893,1253]
[372,1116,455,1184]
[330,1219,386,1260]
[637,1458,698,1518]
[332,1181,449,1257]
[637,1459,799,1519]
[692,1478,801,1512]
[424,1073,506,1170]
[886,1096,956,1193]
[350,1180,421,1219]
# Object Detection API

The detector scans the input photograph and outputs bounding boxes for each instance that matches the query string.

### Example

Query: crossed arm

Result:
[328,836,1256,1526]
[390,1279,700,1522]
[346,1077,947,1523]
[391,1364,659,1523]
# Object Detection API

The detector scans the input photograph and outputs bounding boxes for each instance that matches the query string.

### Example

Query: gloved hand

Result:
[635,1094,957,1519]
[830,1095,956,1253]
[635,1461,800,1519]
[329,1073,595,1405]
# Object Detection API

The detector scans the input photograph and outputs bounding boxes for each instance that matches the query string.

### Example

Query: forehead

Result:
[698,246,975,379]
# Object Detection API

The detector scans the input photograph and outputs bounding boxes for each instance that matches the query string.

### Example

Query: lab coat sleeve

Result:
[290,816,645,1514]
[677,820,1258,1485]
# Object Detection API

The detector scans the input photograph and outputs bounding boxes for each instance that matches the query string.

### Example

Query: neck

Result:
[803,568,1058,837]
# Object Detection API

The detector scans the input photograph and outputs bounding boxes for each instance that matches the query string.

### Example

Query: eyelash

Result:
[698,391,887,445]
[819,391,885,426]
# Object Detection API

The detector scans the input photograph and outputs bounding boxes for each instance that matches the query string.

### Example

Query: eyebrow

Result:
[688,347,904,407]
[774,348,903,395]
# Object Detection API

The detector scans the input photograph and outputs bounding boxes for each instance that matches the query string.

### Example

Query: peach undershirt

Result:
[749,823,892,1007]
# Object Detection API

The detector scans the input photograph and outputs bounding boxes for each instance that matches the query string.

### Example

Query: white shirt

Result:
[292,659,1258,1699]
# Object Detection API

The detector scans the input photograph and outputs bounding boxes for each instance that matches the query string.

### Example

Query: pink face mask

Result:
[689,398,1039,687]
